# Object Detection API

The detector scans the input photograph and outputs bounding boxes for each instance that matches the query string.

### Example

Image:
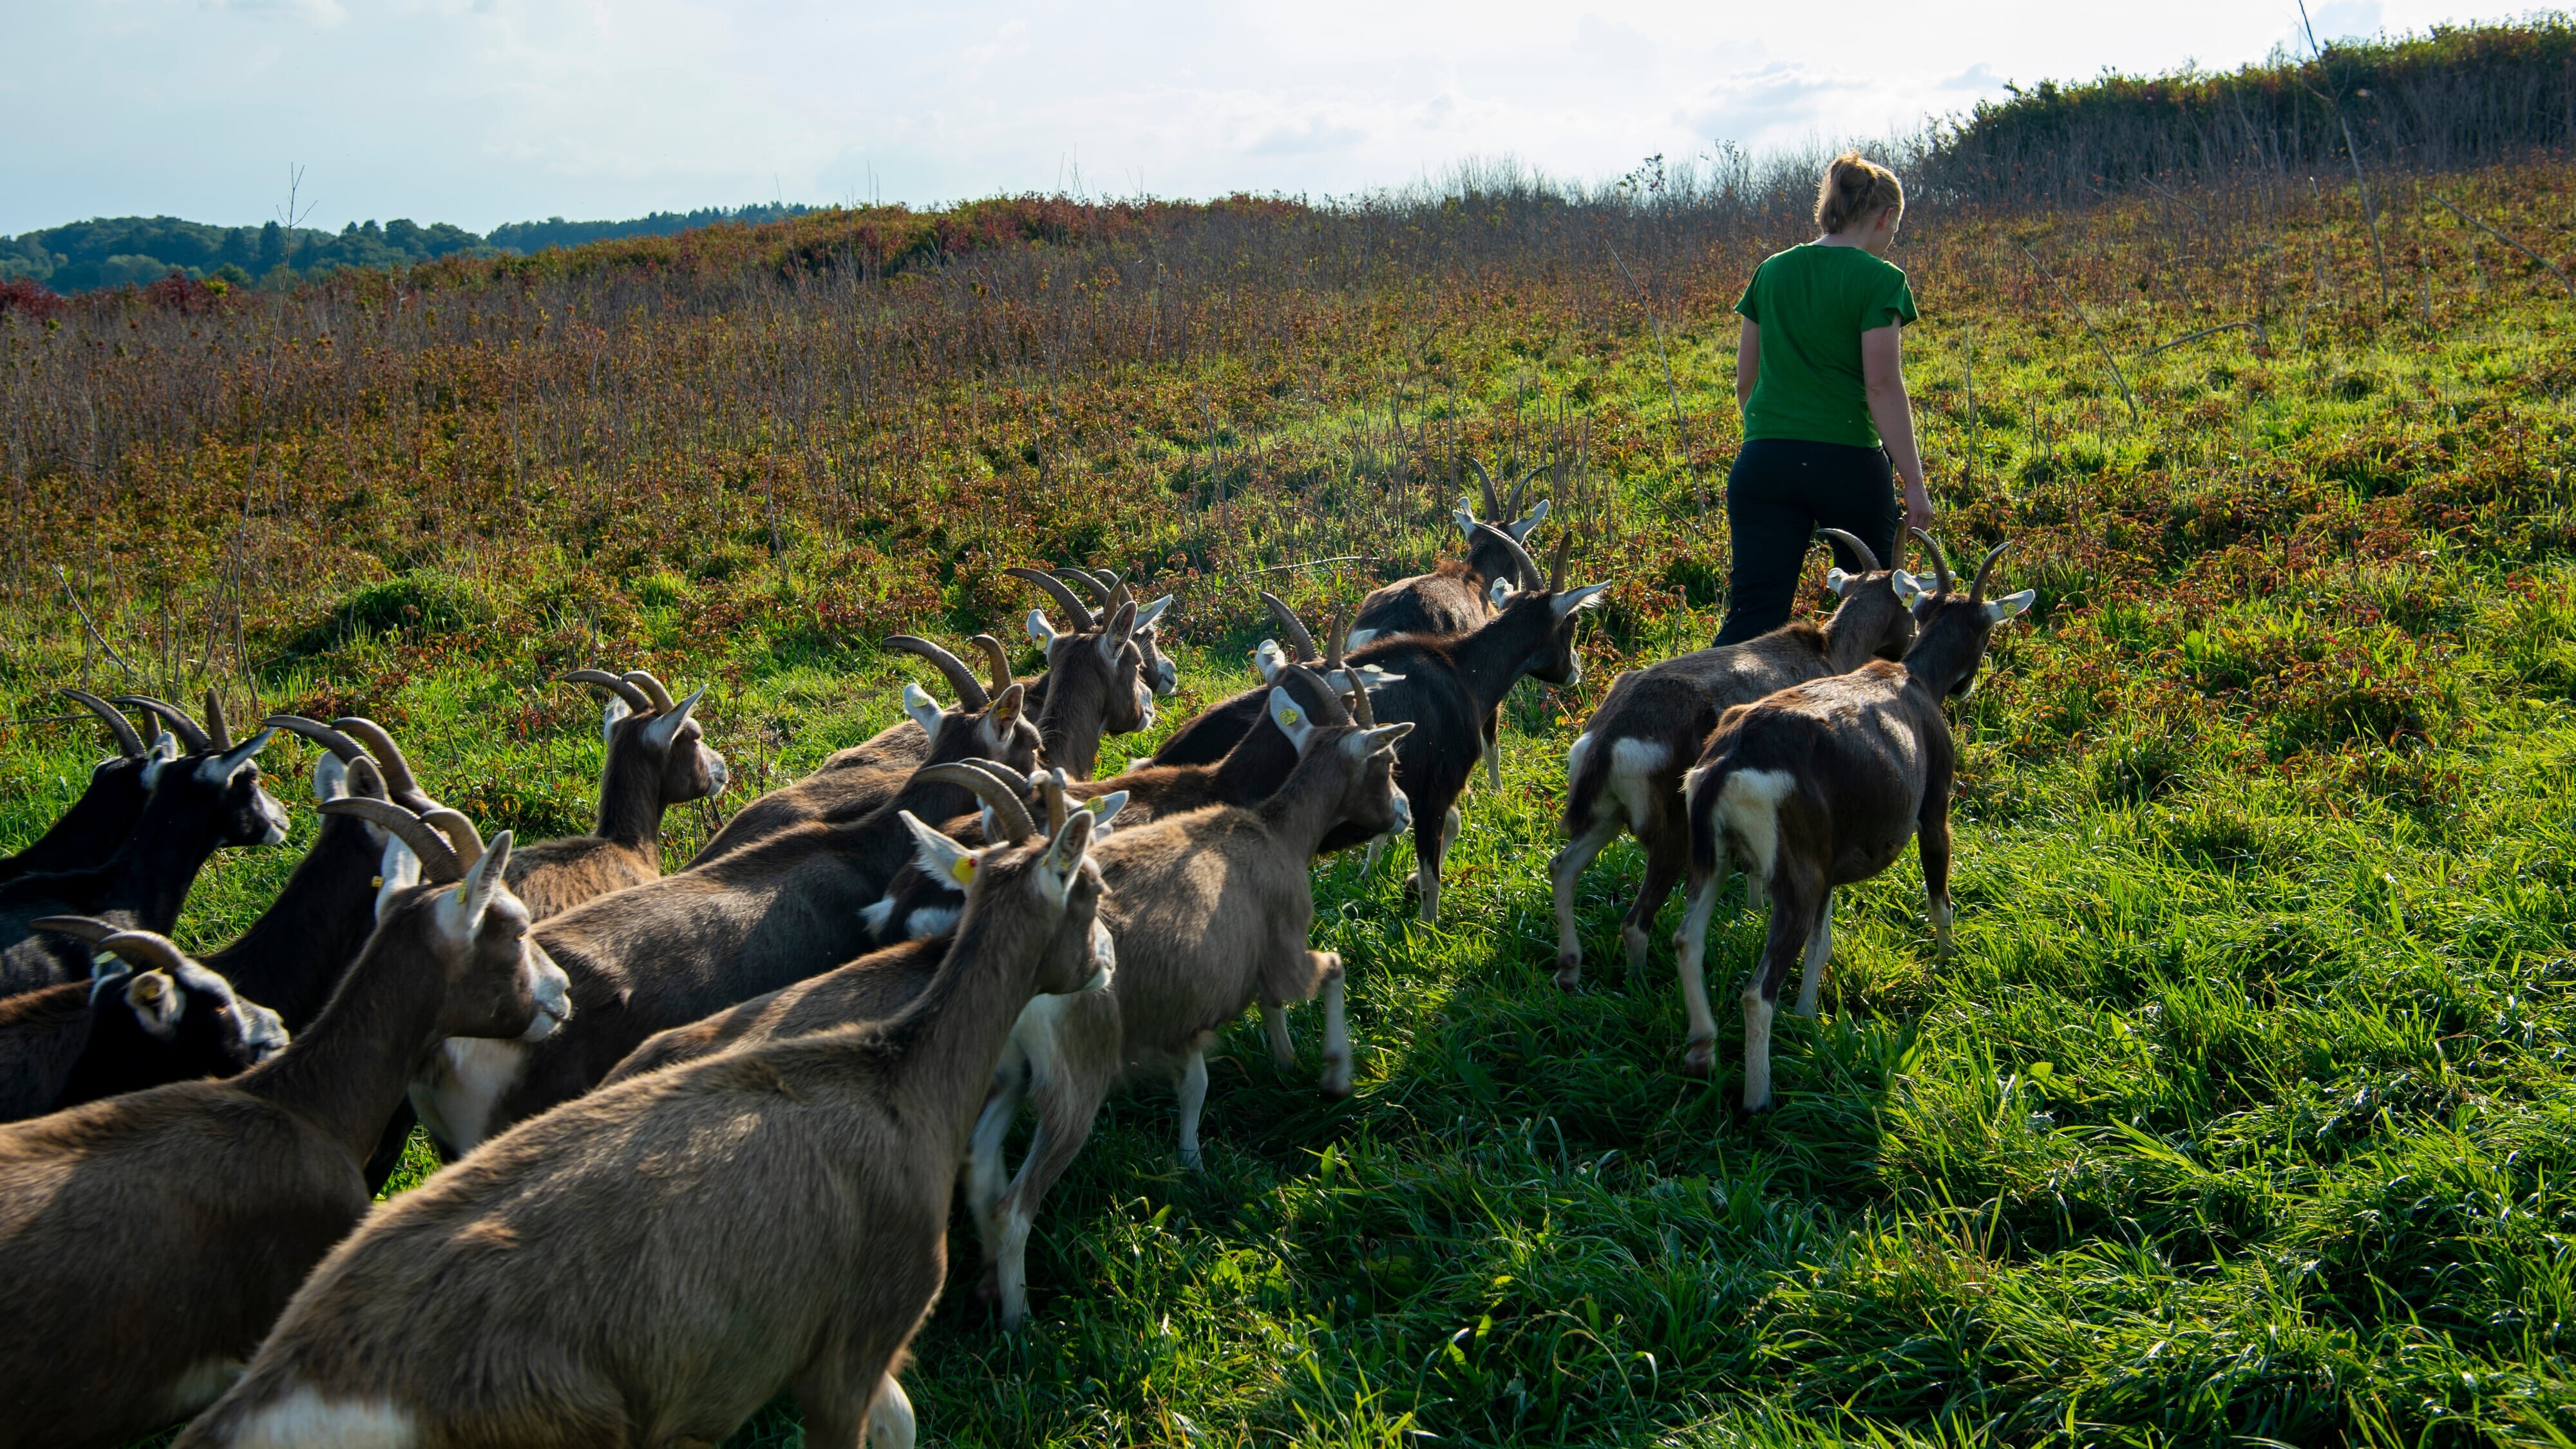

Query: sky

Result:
[0,0,2526,235]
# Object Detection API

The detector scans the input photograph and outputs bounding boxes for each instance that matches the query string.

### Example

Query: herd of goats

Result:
[0,464,2032,1449]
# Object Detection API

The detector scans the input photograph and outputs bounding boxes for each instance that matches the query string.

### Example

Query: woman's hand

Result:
[1903,477,1935,535]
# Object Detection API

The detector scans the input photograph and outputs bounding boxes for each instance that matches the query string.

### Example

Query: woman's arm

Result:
[1736,317,1759,412]
[1862,323,1934,534]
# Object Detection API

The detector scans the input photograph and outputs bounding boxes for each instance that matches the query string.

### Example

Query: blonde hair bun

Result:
[1815,152,1904,234]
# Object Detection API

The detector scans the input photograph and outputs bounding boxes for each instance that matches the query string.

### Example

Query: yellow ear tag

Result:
[370,875,384,888]
[1086,799,1109,813]
[1280,706,1301,725]
[949,856,977,886]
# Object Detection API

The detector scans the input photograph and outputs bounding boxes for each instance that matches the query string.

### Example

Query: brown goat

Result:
[1549,529,1922,988]
[176,809,1109,1449]
[408,674,1041,1153]
[1674,539,2034,1108]
[0,802,566,1449]
[504,667,729,919]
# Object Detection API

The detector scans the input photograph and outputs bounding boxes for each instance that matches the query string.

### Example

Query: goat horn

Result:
[1054,569,1115,606]
[93,929,195,978]
[330,719,422,800]
[1507,466,1539,519]
[1814,529,1881,573]
[1258,592,1317,660]
[1003,567,1094,632]
[1470,523,1543,594]
[419,806,487,873]
[59,690,144,758]
[1039,768,1069,834]
[1466,458,1499,519]
[1909,529,1956,594]
[1551,533,1571,593]
[30,915,117,945]
[1323,611,1346,672]
[967,634,1015,692]
[261,715,368,763]
[884,636,990,712]
[562,670,654,714]
[111,695,211,753]
[1104,571,1133,615]
[1967,541,2012,607]
[321,798,463,883]
[914,764,1037,844]
[621,670,678,713]
[202,688,232,752]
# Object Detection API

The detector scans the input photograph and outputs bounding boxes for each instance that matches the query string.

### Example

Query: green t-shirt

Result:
[1734,244,1918,448]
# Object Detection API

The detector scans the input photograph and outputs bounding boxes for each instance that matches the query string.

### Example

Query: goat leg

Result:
[1794,890,1835,1019]
[1742,873,1823,1114]
[1481,705,1502,792]
[963,1051,1031,1255]
[1549,814,1622,989]
[985,1049,1113,1332]
[868,1378,917,1449]
[1672,862,1726,1078]
[1920,788,1956,958]
[1622,828,1687,976]
[1174,1046,1211,1170]
[1315,952,1351,1097]
[1260,1005,1296,1068]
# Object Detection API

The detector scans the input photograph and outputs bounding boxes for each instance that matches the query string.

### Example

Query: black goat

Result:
[0,917,287,1121]
[0,690,155,886]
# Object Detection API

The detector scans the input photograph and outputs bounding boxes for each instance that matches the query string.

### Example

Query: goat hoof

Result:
[1177,1147,1204,1171]
[1553,960,1583,990]
[1620,926,1651,969]
[1739,1095,1775,1117]
[973,1264,1001,1306]
[1321,1064,1352,1099]
[1680,1039,1715,1078]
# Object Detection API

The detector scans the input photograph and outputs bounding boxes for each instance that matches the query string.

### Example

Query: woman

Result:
[1713,151,1935,645]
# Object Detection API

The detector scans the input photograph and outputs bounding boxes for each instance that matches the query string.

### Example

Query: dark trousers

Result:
[1712,437,1902,646]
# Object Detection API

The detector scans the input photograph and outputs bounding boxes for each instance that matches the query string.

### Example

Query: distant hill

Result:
[0,203,813,294]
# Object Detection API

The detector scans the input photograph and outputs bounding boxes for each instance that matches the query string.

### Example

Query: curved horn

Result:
[92,929,195,978]
[1053,569,1115,606]
[1815,528,1881,573]
[1470,523,1543,594]
[1547,533,1569,593]
[1322,611,1346,673]
[1508,465,1543,518]
[330,719,422,802]
[884,636,990,712]
[419,807,487,873]
[967,634,1016,692]
[30,914,117,945]
[59,689,144,757]
[621,670,678,713]
[202,688,232,752]
[1467,457,1500,519]
[1003,567,1094,632]
[914,763,1037,844]
[261,715,368,763]
[111,695,211,753]
[1103,570,1133,616]
[561,670,654,714]
[1967,541,2012,607]
[1259,592,1317,660]
[1909,529,1956,594]
[320,798,463,883]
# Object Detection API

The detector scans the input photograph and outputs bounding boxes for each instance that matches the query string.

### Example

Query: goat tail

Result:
[1560,732,1607,837]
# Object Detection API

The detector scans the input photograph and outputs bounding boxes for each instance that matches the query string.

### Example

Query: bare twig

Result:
[2020,245,2140,424]
[2432,194,2575,298]
[55,565,134,679]
[2138,320,2260,357]
[1256,555,1381,574]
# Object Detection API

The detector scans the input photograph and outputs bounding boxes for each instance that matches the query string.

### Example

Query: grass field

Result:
[5,159,2575,1446]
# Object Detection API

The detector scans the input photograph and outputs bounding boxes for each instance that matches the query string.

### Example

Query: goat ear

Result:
[900,810,978,891]
[1510,497,1551,540]
[140,730,180,788]
[1359,721,1415,754]
[1984,589,2037,623]
[195,727,276,786]
[312,751,350,804]
[1267,687,1317,755]
[1040,807,1096,886]
[901,682,947,736]
[444,829,513,940]
[1488,577,1513,609]
[1453,506,1479,541]
[1133,595,1175,630]
[1025,609,1060,647]
[1550,582,1610,619]
[124,971,185,1041]
[1890,570,1929,606]
[1083,790,1130,831]
[1824,567,1855,597]
[985,683,1027,732]
[642,687,705,751]
[600,695,631,745]
[1095,600,1138,665]
[375,831,423,922]
[1253,639,1290,684]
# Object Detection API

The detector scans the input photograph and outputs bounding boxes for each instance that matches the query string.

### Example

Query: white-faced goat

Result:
[0,918,287,1121]
[1550,529,1923,988]
[0,699,286,996]
[408,667,1043,1155]
[176,809,1107,1449]
[952,676,1410,1327]
[1672,540,2033,1110]
[1342,532,1608,923]
[0,690,155,886]
[507,667,729,919]
[0,800,567,1449]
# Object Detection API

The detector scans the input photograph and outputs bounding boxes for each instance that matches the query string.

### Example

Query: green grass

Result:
[8,171,2575,1446]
